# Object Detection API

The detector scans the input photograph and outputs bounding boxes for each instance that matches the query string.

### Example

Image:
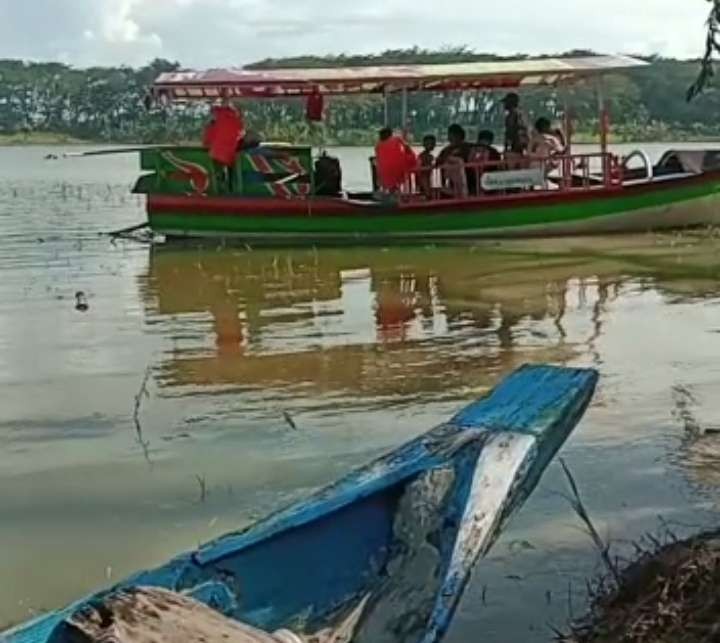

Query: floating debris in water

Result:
[282,410,298,431]
[508,539,537,553]
[195,474,208,503]
[74,291,89,312]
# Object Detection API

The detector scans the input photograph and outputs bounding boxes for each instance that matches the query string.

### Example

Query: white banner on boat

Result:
[481,168,545,191]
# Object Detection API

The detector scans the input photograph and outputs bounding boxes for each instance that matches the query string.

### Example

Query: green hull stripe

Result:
[149,179,720,236]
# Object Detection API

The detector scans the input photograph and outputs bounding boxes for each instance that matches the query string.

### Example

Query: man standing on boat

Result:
[374,127,417,193]
[203,96,245,192]
[502,93,529,165]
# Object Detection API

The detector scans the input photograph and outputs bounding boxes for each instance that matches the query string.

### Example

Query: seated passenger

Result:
[417,134,437,198]
[530,117,565,172]
[468,130,503,194]
[238,130,262,150]
[374,127,417,193]
[473,130,502,166]
[437,124,473,164]
[437,124,473,197]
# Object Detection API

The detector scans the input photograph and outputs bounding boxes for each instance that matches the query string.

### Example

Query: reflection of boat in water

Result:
[3,365,598,643]
[140,245,586,397]
[671,385,720,490]
[140,237,720,398]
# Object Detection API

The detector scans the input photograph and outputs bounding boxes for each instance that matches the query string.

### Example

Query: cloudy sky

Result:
[0,0,712,68]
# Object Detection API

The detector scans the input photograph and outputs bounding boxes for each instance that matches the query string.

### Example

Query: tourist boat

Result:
[3,364,597,643]
[129,55,720,244]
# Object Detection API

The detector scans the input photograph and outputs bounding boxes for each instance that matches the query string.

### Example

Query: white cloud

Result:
[101,0,142,43]
[0,0,712,67]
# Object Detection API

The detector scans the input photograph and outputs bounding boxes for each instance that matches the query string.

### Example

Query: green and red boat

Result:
[132,56,720,243]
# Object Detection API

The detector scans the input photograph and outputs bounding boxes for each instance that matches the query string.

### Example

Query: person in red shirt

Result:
[374,127,417,193]
[203,98,245,192]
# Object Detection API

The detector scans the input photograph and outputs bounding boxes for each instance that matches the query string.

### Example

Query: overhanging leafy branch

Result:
[688,0,720,100]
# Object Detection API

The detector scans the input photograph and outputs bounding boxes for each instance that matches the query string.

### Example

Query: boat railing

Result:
[621,149,654,183]
[396,152,623,205]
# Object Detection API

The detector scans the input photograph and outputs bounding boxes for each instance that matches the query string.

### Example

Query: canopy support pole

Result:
[597,78,611,186]
[401,87,409,138]
[383,86,390,127]
[561,85,573,191]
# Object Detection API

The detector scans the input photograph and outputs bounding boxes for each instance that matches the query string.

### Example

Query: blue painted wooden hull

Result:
[4,364,597,643]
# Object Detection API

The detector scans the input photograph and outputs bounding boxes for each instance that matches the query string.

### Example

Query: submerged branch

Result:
[559,459,621,587]
[195,474,208,503]
[133,366,153,464]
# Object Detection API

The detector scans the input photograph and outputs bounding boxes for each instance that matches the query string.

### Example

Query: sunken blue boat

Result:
[4,364,598,643]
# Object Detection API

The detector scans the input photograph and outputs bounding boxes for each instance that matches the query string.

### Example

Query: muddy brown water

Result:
[2,145,720,641]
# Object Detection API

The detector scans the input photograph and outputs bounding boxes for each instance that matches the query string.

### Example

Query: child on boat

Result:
[530,117,566,177]
[418,134,437,198]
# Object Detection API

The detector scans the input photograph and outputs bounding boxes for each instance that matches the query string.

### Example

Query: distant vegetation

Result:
[1,49,719,146]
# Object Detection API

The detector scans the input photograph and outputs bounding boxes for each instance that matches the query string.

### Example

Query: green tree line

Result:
[0,50,719,146]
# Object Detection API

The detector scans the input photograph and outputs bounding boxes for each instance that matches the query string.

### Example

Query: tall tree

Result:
[688,0,720,100]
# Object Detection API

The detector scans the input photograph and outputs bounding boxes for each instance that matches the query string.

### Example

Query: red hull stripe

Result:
[147,171,720,218]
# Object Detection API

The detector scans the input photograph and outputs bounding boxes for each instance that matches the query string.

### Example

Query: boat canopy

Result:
[152,55,647,101]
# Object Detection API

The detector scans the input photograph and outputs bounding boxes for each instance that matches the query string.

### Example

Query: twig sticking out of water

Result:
[133,366,152,463]
[559,459,621,588]
[195,475,208,503]
[283,410,298,431]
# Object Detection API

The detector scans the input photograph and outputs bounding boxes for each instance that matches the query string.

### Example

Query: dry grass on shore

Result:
[567,529,720,642]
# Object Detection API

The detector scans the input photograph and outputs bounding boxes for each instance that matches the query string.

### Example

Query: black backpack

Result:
[314,153,342,196]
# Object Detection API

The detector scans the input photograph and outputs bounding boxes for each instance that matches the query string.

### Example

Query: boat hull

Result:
[146,172,720,244]
[4,365,597,643]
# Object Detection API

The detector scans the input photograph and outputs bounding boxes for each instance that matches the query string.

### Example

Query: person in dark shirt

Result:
[437,124,474,196]
[473,130,502,165]
[501,93,529,165]
[437,124,473,163]
[470,130,503,193]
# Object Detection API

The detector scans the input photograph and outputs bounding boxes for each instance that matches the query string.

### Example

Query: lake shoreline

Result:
[569,529,720,642]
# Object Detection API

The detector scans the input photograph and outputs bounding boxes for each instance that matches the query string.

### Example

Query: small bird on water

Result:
[75,291,89,312]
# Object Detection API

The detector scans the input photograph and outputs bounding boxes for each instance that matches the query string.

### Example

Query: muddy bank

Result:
[569,530,720,642]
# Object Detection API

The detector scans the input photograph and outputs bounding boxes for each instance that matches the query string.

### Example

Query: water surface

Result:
[2,145,720,641]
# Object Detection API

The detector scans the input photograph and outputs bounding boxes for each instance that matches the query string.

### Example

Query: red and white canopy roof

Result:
[152,55,646,101]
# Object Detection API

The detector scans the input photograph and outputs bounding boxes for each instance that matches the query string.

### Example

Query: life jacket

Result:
[306,91,325,122]
[375,136,417,191]
[208,106,245,167]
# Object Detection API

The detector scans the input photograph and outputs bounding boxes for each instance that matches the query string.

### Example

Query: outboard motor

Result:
[314,152,342,196]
